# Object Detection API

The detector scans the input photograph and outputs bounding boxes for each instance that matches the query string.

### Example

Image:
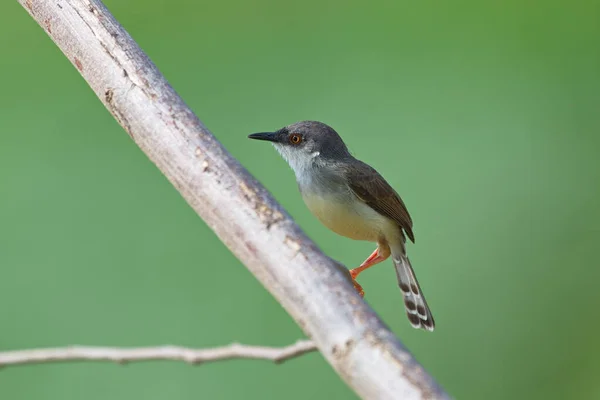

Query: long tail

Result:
[392,250,435,331]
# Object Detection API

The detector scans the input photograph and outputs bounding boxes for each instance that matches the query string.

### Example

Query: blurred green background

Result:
[1,0,599,399]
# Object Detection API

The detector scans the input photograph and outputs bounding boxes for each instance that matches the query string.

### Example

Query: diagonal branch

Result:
[0,340,318,367]
[16,1,450,399]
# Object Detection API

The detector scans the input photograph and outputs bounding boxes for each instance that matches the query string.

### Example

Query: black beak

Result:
[248,132,278,142]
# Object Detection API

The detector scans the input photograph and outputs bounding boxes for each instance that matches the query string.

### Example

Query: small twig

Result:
[0,340,317,367]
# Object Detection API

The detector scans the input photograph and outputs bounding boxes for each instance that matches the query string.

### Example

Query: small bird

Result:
[248,121,434,331]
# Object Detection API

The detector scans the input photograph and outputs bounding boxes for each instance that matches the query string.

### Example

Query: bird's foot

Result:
[351,277,365,298]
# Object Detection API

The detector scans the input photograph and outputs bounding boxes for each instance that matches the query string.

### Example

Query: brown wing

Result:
[346,161,415,243]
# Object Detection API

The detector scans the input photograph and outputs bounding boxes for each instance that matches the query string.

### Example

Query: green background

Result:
[1,0,599,399]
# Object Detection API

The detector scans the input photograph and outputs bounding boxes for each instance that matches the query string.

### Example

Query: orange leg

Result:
[349,247,390,297]
[350,248,389,279]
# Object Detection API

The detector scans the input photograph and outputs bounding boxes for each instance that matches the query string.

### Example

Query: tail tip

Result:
[407,313,435,332]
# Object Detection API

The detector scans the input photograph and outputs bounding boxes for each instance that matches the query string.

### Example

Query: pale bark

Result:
[0,341,317,366]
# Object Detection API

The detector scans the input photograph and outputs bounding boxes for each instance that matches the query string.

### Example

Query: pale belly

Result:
[301,191,390,242]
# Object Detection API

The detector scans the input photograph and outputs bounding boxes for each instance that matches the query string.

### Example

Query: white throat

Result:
[272,143,321,185]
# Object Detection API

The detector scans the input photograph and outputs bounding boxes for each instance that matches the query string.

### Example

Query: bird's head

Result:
[248,121,350,173]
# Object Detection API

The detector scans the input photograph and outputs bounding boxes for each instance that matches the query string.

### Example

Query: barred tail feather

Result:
[392,251,435,331]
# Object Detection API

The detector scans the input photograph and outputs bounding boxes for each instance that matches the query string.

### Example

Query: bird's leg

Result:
[348,246,390,298]
[350,247,390,280]
[349,243,391,297]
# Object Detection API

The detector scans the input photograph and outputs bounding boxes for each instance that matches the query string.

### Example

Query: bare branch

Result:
[0,340,317,367]
[16,1,450,399]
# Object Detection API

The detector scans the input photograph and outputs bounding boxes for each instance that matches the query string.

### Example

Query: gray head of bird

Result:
[248,121,352,174]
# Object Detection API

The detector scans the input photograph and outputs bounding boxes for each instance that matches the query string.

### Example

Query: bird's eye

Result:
[289,134,303,145]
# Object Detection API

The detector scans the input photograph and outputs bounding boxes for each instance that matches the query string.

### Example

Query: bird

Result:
[248,121,434,331]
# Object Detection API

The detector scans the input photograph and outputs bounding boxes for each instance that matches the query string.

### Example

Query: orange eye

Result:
[289,134,302,145]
